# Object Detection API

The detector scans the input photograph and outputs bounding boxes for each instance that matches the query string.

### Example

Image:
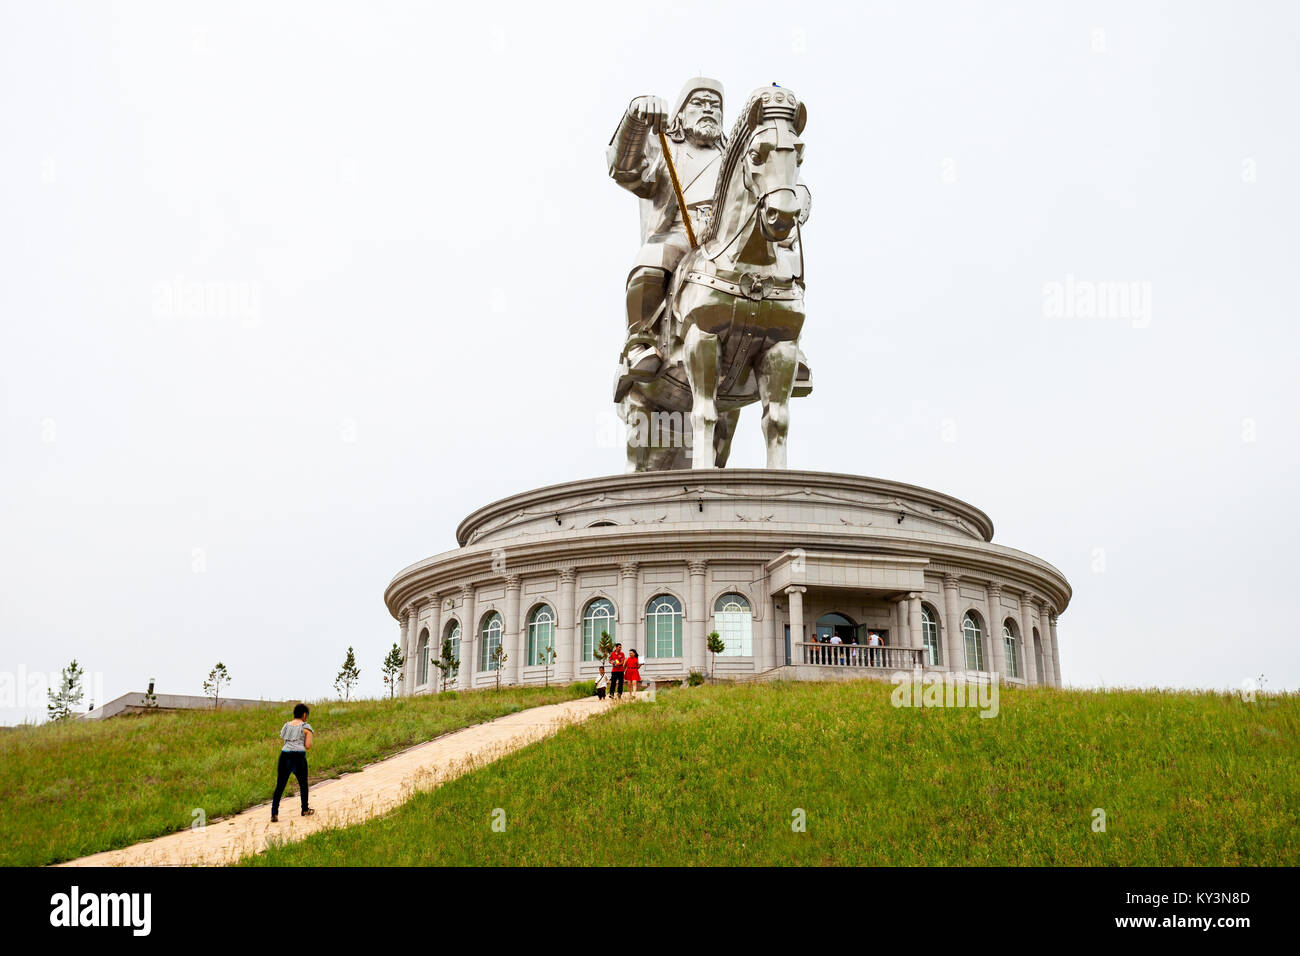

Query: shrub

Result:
[687,671,706,687]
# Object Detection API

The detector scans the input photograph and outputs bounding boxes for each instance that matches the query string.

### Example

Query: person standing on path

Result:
[624,649,642,698]
[271,703,316,822]
[609,643,627,698]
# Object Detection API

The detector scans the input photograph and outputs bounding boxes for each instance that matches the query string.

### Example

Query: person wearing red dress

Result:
[624,649,642,697]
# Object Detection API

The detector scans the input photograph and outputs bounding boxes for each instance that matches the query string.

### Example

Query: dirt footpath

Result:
[59,696,610,867]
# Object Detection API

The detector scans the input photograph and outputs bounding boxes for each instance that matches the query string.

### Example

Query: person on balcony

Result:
[867,631,883,666]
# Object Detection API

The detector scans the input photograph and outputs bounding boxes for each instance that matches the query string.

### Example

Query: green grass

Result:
[249,681,1300,866]
[0,684,588,866]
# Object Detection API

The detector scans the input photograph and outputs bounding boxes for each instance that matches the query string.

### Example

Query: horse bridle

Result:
[702,186,806,287]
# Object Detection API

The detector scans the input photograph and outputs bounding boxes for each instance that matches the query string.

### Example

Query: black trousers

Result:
[272,751,309,815]
[610,671,625,697]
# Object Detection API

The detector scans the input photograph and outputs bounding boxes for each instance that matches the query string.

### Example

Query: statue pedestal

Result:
[387,469,1070,694]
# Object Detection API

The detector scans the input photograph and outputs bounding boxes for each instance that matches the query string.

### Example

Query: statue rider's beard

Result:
[683,117,722,147]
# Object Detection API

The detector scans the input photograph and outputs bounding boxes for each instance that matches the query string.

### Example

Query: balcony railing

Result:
[792,642,927,670]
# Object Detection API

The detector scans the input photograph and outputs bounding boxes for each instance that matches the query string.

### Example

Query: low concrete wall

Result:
[83,693,286,720]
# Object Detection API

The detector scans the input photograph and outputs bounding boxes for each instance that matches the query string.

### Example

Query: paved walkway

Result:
[60,696,611,867]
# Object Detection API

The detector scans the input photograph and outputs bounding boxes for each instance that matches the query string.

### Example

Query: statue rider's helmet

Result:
[669,77,725,137]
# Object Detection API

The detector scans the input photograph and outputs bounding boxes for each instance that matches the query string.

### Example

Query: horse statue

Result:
[618,86,813,471]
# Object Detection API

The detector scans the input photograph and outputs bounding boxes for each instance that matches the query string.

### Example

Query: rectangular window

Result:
[583,618,614,661]
[1005,636,1020,678]
[646,615,682,658]
[714,611,753,656]
[483,633,502,670]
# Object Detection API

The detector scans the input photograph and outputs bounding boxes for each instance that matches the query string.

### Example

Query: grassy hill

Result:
[248,681,1300,866]
[0,684,588,866]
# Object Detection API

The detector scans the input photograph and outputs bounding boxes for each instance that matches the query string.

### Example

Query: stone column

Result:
[986,584,1005,676]
[785,586,806,664]
[619,562,639,654]
[1036,599,1055,688]
[504,574,522,683]
[398,610,412,697]
[404,605,419,693]
[688,559,708,674]
[424,596,442,693]
[758,589,774,673]
[1018,592,1039,686]
[557,568,577,682]
[460,585,475,690]
[908,592,923,670]
[1045,613,1055,686]
[942,573,964,672]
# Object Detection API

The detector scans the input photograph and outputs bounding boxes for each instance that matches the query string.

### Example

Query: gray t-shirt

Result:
[280,721,313,752]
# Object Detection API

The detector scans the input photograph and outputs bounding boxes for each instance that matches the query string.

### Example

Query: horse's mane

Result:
[698,89,767,245]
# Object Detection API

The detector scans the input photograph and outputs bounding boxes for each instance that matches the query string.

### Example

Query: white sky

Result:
[2,1,1297,722]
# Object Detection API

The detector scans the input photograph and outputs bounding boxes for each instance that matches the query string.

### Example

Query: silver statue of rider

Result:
[607,77,726,402]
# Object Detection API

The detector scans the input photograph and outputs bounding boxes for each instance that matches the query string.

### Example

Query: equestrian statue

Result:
[607,78,812,471]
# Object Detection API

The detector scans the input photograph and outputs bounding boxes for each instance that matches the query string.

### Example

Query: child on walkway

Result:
[595,666,608,700]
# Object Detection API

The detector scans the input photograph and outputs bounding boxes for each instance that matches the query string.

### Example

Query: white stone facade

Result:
[385,470,1071,694]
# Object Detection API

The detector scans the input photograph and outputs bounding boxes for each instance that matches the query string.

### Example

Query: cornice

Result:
[453,469,995,546]
[384,523,1070,621]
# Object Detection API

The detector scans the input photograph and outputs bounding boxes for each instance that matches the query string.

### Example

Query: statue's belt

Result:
[682,268,804,302]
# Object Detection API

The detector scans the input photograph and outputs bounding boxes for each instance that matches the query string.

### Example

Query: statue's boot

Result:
[793,348,814,398]
[614,267,668,402]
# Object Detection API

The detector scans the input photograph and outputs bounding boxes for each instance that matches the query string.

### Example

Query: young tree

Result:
[596,630,614,667]
[381,643,405,699]
[538,645,556,687]
[433,636,460,693]
[706,631,726,684]
[490,644,508,691]
[46,659,85,721]
[335,646,361,701]
[203,662,231,709]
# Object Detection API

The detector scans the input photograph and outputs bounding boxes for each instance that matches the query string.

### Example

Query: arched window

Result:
[442,620,461,685]
[417,628,430,686]
[526,604,556,666]
[921,605,941,666]
[582,598,616,661]
[644,595,683,658]
[962,612,985,671]
[480,611,504,671]
[1002,621,1021,678]
[713,593,753,657]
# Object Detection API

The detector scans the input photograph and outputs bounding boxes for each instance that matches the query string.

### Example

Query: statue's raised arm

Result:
[606,95,670,199]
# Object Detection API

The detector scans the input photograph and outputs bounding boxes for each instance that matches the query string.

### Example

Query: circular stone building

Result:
[387,470,1070,694]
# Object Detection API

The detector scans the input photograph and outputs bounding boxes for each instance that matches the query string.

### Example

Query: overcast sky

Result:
[2,1,1296,722]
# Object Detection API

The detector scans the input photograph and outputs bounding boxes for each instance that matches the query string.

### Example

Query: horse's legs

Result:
[622,395,649,473]
[682,324,720,469]
[714,409,740,468]
[756,341,799,469]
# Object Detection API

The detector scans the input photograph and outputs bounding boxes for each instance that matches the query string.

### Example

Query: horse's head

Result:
[739,87,808,242]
